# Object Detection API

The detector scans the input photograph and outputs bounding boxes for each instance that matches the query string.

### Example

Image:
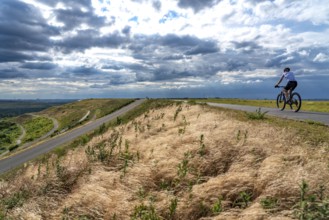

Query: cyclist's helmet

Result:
[284,67,290,72]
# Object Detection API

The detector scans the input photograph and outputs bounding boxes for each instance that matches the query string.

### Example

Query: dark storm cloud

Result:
[0,50,35,63]
[102,65,125,71]
[185,41,219,55]
[0,69,27,79]
[130,34,219,57]
[37,0,111,40]
[162,54,186,60]
[152,0,162,11]
[231,40,262,54]
[37,0,92,7]
[56,30,128,53]
[0,0,59,53]
[122,26,132,35]
[69,66,104,76]
[20,62,58,70]
[177,0,222,13]
[54,7,108,31]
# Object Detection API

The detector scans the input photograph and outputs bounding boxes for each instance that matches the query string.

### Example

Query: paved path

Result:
[0,99,144,175]
[207,102,329,126]
[16,124,25,145]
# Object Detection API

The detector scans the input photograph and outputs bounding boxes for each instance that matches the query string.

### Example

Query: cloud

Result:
[177,0,222,13]
[313,53,329,63]
[0,50,36,63]
[0,0,59,53]
[54,7,108,31]
[0,68,27,79]
[0,0,328,99]
[20,62,58,70]
[55,30,129,53]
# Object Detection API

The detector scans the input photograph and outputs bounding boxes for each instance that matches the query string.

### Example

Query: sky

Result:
[0,0,329,99]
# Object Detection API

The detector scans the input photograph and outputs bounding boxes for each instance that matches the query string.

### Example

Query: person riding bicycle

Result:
[275,67,298,103]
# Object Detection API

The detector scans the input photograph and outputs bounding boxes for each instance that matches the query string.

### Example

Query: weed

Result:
[56,158,65,180]
[236,130,248,145]
[260,197,279,209]
[212,197,223,215]
[168,197,178,219]
[131,203,161,220]
[246,108,268,120]
[137,187,147,200]
[233,191,253,208]
[196,201,211,218]
[120,140,134,176]
[2,190,29,209]
[116,117,122,125]
[97,123,107,135]
[198,134,206,156]
[294,180,329,220]
[174,105,183,121]
[177,152,191,178]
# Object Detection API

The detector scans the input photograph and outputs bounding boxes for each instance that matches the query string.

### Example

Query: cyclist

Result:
[275,67,298,103]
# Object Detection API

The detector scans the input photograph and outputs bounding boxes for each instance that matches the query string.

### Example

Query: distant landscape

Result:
[0,99,134,156]
[0,99,76,118]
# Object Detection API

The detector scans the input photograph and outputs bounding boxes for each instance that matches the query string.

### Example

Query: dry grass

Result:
[1,102,329,219]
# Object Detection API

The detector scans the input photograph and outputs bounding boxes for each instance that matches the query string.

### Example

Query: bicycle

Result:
[275,86,302,112]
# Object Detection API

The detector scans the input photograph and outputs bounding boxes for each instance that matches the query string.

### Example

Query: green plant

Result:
[294,180,329,220]
[198,134,206,156]
[196,201,211,218]
[173,105,183,121]
[212,197,223,215]
[137,187,147,200]
[246,108,268,120]
[168,198,178,219]
[177,152,190,178]
[2,190,29,210]
[260,197,279,209]
[120,140,134,176]
[131,203,161,220]
[233,191,253,208]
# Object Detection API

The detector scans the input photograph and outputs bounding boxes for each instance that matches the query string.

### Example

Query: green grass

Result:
[40,99,134,131]
[33,99,174,162]
[22,117,53,143]
[0,120,21,152]
[194,98,329,113]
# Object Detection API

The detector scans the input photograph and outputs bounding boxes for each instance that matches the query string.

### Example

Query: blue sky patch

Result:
[159,10,179,24]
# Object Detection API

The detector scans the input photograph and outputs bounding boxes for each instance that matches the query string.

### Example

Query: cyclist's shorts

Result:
[284,81,297,91]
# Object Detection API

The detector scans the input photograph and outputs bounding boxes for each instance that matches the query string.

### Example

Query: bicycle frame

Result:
[275,86,302,112]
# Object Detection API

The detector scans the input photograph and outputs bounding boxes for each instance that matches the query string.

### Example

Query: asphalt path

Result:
[207,102,329,126]
[0,99,145,175]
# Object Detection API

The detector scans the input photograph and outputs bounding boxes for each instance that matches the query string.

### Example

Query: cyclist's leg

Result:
[284,82,295,103]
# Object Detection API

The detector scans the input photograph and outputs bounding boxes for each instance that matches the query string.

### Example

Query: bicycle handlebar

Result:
[275,85,285,88]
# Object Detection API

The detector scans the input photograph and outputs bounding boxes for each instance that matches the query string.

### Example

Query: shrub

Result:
[246,108,268,120]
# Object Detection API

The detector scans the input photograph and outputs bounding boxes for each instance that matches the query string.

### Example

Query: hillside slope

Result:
[1,102,329,219]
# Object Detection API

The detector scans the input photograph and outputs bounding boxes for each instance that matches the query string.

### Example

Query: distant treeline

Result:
[0,99,76,118]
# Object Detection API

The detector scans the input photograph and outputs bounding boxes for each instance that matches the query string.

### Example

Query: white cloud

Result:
[313,53,329,62]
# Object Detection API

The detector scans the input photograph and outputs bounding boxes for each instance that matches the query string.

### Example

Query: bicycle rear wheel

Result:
[288,92,302,112]
[276,93,286,111]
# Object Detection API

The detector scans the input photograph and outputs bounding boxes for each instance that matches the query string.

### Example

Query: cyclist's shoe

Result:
[292,99,298,106]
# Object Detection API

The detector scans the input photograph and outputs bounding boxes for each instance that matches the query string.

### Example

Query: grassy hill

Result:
[38,99,135,131]
[0,99,134,155]
[0,100,328,219]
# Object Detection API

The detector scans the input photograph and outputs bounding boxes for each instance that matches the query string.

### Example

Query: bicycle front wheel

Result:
[288,92,302,112]
[276,93,286,111]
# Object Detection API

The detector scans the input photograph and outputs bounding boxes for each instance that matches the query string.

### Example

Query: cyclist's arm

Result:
[275,75,284,86]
